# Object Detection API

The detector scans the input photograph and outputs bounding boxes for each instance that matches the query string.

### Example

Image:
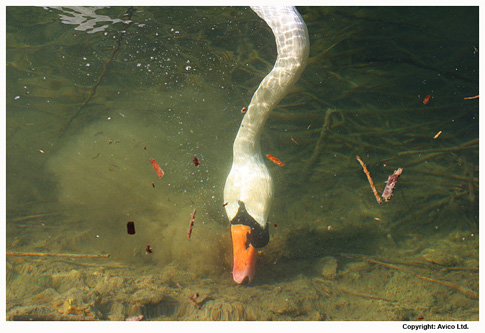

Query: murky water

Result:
[6,6,478,321]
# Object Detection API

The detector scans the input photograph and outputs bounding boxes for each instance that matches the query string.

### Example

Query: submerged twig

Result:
[397,139,478,156]
[463,158,476,203]
[339,287,397,302]
[356,155,382,204]
[302,109,337,180]
[418,170,478,184]
[6,252,110,258]
[188,293,202,309]
[187,209,196,239]
[314,278,395,302]
[10,213,61,223]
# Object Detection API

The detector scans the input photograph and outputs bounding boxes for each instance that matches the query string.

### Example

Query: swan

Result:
[223,6,309,284]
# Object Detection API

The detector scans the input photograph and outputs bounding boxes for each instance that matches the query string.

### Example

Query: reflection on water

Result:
[47,7,132,34]
[6,6,478,320]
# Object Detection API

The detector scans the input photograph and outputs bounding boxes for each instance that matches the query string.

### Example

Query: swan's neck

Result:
[233,6,309,158]
[224,6,309,227]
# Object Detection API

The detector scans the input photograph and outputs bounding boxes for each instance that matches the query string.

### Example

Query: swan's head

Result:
[230,223,256,284]
[229,201,269,284]
[224,155,273,284]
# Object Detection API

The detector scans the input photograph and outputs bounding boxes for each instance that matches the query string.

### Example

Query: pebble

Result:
[125,314,144,321]
[319,256,338,279]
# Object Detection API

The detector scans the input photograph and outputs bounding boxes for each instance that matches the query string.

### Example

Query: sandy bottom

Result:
[6,224,478,321]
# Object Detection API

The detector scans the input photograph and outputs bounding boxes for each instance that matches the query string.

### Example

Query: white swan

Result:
[223,6,309,284]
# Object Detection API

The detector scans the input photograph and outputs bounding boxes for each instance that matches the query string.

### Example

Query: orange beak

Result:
[231,224,257,284]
